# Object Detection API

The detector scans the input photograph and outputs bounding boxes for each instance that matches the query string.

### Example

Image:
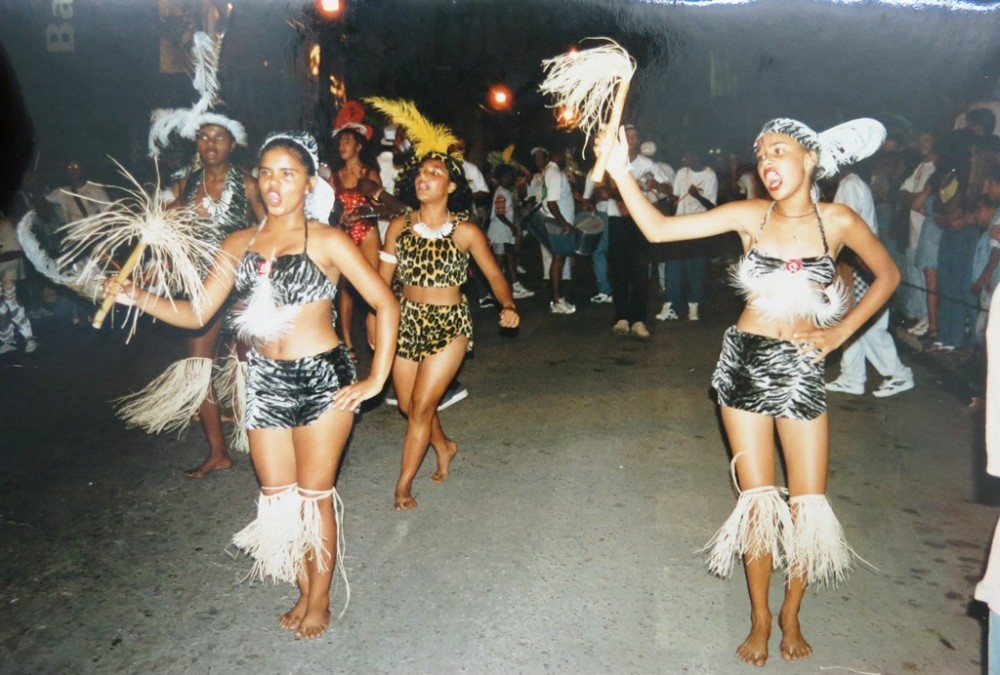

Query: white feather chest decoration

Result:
[731,256,846,327]
[232,265,301,345]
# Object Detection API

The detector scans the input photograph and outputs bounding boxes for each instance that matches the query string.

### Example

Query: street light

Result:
[315,0,344,20]
[486,83,513,112]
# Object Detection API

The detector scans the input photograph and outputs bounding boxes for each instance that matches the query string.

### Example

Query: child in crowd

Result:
[933,195,982,353]
[971,196,1000,347]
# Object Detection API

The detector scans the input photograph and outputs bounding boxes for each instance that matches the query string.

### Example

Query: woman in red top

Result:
[328,121,382,362]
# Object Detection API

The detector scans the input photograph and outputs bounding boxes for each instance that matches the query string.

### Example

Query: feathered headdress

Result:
[332,100,373,140]
[363,97,458,158]
[755,118,887,180]
[148,32,247,158]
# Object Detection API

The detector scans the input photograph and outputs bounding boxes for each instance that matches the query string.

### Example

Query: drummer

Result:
[534,147,578,315]
[487,164,535,300]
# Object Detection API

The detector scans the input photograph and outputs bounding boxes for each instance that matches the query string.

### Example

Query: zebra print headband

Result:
[259,131,320,175]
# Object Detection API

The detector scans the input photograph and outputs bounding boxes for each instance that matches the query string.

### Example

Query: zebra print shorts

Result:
[245,343,357,430]
[711,326,826,420]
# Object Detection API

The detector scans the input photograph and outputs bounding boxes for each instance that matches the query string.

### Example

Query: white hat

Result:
[530,146,549,157]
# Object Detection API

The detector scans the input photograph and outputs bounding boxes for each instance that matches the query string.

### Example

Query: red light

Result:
[316,0,343,19]
[487,83,513,111]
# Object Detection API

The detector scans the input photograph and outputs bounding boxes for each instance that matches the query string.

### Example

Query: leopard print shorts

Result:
[397,297,473,362]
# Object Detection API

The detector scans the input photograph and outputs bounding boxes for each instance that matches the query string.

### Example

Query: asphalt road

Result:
[0,267,995,674]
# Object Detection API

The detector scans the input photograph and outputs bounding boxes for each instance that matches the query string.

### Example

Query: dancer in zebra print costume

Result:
[602,118,897,666]
[105,132,399,640]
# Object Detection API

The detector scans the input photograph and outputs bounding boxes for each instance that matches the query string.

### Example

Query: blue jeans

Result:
[591,213,612,295]
[937,226,980,348]
[664,256,707,306]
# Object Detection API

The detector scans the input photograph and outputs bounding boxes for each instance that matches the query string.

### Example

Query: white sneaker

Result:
[512,282,535,299]
[550,298,576,314]
[0,343,17,355]
[825,378,864,395]
[480,295,497,308]
[24,338,38,354]
[872,375,914,398]
[590,293,613,304]
[630,321,651,340]
[688,302,700,321]
[516,265,527,275]
[612,319,630,335]
[907,318,929,336]
[655,303,678,321]
[437,382,469,410]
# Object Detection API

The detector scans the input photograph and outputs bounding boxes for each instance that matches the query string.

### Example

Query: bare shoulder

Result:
[238,168,258,188]
[453,219,485,243]
[219,226,258,257]
[715,198,770,234]
[309,219,348,243]
[819,202,864,231]
[383,212,408,239]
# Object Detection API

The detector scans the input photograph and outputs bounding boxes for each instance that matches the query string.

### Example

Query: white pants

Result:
[835,308,911,386]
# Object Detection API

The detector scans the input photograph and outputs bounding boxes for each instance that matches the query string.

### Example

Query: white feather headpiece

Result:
[754,118,886,180]
[148,32,247,158]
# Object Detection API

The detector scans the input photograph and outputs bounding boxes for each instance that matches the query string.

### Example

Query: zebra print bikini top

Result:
[234,221,338,307]
[730,202,846,326]
[231,220,338,344]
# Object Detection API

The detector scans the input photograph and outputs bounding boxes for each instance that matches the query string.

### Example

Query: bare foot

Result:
[430,440,458,482]
[295,608,331,640]
[779,612,812,661]
[279,593,309,632]
[183,456,232,478]
[736,615,771,667]
[394,488,417,511]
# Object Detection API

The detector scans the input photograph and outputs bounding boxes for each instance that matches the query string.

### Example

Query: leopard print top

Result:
[393,210,468,288]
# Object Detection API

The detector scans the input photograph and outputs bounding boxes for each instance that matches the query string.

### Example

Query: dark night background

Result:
[1,0,999,200]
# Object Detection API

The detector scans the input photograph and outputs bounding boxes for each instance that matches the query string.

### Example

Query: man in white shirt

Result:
[898,132,936,335]
[658,146,717,322]
[538,147,577,314]
[827,169,914,398]
[43,159,111,224]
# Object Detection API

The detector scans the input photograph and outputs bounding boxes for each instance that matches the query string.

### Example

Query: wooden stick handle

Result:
[91,241,147,329]
[591,78,632,183]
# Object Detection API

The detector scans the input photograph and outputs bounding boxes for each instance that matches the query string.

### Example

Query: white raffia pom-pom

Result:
[114,357,213,435]
[787,494,865,587]
[703,486,793,578]
[539,38,636,147]
[213,354,249,454]
[232,486,301,585]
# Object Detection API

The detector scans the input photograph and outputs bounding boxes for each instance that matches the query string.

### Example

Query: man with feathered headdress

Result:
[119,32,265,479]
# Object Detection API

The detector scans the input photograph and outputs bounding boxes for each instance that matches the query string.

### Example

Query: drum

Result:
[573,211,605,256]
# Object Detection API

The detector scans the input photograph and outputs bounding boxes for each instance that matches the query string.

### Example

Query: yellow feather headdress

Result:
[363,97,457,157]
